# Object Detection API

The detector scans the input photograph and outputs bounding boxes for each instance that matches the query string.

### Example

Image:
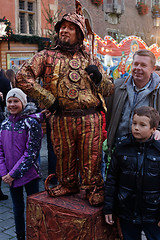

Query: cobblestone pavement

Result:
[0,135,147,240]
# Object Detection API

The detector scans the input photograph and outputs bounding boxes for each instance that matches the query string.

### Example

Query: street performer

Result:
[16,9,114,206]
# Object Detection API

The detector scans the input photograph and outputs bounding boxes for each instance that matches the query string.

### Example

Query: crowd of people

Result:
[0,7,160,240]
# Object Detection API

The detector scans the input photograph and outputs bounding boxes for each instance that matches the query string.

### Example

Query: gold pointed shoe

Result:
[86,186,104,206]
[45,174,80,197]
[47,184,80,197]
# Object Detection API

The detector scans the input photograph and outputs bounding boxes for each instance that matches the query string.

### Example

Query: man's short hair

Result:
[155,65,160,71]
[133,49,156,67]
[133,106,159,129]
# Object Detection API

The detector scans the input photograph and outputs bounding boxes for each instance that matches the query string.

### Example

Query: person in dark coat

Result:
[0,69,11,111]
[0,68,11,200]
[104,106,160,240]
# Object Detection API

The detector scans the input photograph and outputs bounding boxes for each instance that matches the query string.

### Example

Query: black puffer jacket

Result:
[0,70,11,111]
[104,134,160,224]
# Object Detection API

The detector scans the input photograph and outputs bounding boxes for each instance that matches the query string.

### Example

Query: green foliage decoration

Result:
[0,16,13,40]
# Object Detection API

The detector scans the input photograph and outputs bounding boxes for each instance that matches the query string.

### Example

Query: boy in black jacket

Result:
[104,106,160,240]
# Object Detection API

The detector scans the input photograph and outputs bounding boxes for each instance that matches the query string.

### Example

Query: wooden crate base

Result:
[27,190,118,240]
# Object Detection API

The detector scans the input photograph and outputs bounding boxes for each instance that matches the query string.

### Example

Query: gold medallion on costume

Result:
[69,59,81,69]
[69,71,80,82]
[67,88,78,99]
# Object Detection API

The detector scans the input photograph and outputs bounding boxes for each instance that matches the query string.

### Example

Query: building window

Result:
[28,2,33,11]
[103,0,125,16]
[19,0,25,9]
[137,0,146,3]
[28,14,34,34]
[107,29,127,42]
[83,8,93,30]
[152,0,160,6]
[108,30,118,39]
[19,12,26,33]
[19,0,36,35]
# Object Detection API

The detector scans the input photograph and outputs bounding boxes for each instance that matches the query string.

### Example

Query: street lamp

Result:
[154,10,160,44]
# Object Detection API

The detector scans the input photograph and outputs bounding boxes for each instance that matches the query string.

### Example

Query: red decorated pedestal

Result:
[26,190,119,240]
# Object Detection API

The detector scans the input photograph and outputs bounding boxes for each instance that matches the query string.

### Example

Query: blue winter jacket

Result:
[0,103,43,187]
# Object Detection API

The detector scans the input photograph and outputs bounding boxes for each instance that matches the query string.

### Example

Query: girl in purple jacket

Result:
[0,88,43,240]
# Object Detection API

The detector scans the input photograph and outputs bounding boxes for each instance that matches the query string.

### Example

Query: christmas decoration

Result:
[0,16,13,40]
[84,34,160,80]
[9,34,50,51]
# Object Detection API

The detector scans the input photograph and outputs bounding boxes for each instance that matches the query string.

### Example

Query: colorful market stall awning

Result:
[84,35,160,79]
[85,34,160,58]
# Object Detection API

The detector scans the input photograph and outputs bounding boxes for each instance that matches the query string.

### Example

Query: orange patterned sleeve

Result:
[16,50,56,109]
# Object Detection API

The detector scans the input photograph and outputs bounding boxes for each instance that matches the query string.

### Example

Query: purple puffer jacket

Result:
[0,103,43,187]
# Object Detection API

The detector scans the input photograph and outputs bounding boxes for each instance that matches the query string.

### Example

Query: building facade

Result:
[0,0,57,70]
[58,0,160,46]
[0,0,159,70]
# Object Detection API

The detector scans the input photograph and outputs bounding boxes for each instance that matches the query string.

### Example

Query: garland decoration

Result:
[0,16,51,51]
[9,34,50,51]
[0,16,13,40]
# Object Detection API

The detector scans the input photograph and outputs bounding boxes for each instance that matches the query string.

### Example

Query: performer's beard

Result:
[56,39,81,55]
[59,39,76,47]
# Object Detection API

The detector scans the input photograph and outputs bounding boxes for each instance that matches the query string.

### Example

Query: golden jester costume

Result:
[16,12,114,205]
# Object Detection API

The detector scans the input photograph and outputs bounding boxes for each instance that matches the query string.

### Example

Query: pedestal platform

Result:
[26,190,119,240]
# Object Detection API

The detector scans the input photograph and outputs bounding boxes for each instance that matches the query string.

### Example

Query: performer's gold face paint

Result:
[59,21,77,45]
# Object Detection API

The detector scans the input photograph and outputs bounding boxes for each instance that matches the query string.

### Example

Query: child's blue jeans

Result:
[10,178,39,235]
[120,218,160,240]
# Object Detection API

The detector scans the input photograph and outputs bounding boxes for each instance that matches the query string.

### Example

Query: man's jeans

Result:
[120,218,160,240]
